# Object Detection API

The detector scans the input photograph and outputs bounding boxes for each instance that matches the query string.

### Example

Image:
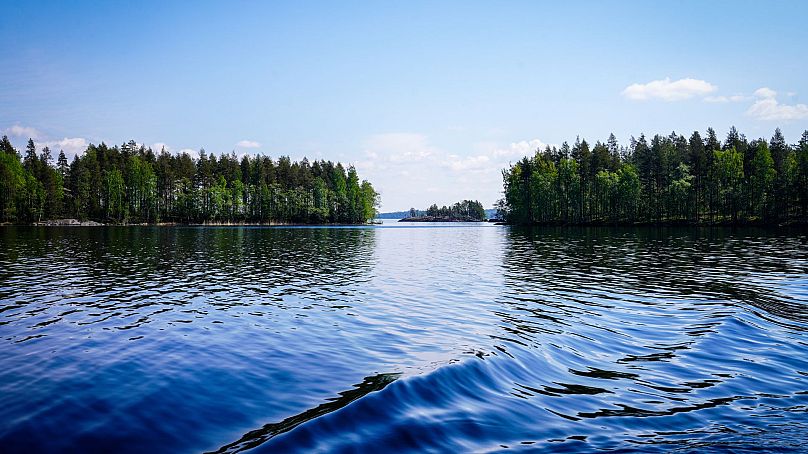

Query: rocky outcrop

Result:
[34,219,105,226]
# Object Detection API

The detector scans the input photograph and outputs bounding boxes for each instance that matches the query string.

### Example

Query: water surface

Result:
[1,222,806,452]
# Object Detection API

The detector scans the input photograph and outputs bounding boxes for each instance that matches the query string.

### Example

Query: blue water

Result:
[1,222,806,452]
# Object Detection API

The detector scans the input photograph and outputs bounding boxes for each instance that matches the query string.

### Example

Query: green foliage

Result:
[423,199,486,220]
[748,141,775,219]
[0,138,379,224]
[0,149,26,221]
[713,147,743,221]
[502,128,808,225]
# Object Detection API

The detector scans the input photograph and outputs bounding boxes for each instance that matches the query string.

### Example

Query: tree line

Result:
[0,138,379,224]
[421,200,486,221]
[500,127,808,225]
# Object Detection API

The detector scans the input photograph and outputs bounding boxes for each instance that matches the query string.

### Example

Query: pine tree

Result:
[57,151,69,179]
[769,128,790,219]
[23,139,37,174]
[0,135,16,156]
[688,131,705,221]
[797,130,808,217]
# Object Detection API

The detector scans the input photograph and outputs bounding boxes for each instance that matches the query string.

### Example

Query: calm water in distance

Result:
[1,221,807,452]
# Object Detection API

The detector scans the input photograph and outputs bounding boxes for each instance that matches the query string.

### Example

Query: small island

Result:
[398,200,486,222]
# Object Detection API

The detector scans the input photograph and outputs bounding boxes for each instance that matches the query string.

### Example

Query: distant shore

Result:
[500,219,808,228]
[6,219,375,227]
[6,218,803,228]
[398,216,486,222]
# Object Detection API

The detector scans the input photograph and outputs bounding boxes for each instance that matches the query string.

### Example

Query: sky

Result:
[1,1,807,211]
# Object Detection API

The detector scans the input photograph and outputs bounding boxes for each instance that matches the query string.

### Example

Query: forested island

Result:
[0,137,378,225]
[399,200,486,222]
[500,127,808,226]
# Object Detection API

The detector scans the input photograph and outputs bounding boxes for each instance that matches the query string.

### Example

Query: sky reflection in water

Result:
[0,223,806,452]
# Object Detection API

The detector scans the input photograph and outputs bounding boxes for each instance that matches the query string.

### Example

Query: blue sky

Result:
[2,1,807,210]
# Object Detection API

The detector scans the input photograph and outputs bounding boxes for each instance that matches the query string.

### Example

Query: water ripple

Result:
[0,224,806,452]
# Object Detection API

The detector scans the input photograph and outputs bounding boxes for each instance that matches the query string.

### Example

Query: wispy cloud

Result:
[746,87,808,121]
[622,77,717,101]
[152,142,171,153]
[357,132,553,210]
[177,148,200,159]
[490,139,552,159]
[362,133,436,163]
[622,79,808,121]
[443,154,491,172]
[37,137,89,157]
[753,87,777,99]
[236,140,261,148]
[703,94,747,103]
[4,124,41,139]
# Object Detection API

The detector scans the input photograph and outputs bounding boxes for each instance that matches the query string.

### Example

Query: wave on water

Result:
[1,226,807,453]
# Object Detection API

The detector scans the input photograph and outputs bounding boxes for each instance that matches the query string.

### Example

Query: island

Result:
[397,200,487,222]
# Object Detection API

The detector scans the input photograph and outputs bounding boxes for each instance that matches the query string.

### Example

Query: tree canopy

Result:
[501,127,808,225]
[423,200,486,221]
[0,138,379,224]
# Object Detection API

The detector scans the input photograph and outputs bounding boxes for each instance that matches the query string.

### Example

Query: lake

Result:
[1,221,806,452]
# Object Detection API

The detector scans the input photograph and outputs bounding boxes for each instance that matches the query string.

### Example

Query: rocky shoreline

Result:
[33,219,105,226]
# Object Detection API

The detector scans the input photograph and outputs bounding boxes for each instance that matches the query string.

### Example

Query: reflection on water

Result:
[1,224,806,452]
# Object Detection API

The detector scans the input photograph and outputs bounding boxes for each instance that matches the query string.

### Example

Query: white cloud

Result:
[357,132,555,210]
[746,87,808,121]
[178,148,200,159]
[37,137,89,158]
[622,77,717,101]
[704,94,747,103]
[442,138,553,174]
[491,139,552,159]
[236,140,261,148]
[5,124,40,139]
[363,133,437,163]
[753,87,777,99]
[152,142,172,153]
[444,154,491,172]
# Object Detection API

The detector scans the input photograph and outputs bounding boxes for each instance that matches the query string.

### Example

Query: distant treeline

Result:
[0,138,379,224]
[376,210,414,219]
[380,206,495,220]
[422,200,486,220]
[501,127,808,225]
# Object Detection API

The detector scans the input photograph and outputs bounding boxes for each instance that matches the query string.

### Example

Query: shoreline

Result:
[502,220,808,228]
[3,219,377,227]
[4,219,806,228]
[398,216,486,223]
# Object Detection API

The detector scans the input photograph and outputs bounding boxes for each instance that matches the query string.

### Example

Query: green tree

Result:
[500,127,805,225]
[713,147,743,221]
[104,169,126,221]
[749,140,775,219]
[0,149,25,221]
[23,139,38,174]
[797,130,808,217]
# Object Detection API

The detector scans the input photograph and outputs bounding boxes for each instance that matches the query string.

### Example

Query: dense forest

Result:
[420,200,487,221]
[501,127,808,225]
[0,138,378,224]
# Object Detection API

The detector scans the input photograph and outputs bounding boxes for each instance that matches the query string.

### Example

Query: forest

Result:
[500,127,808,225]
[421,200,487,221]
[0,138,379,224]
